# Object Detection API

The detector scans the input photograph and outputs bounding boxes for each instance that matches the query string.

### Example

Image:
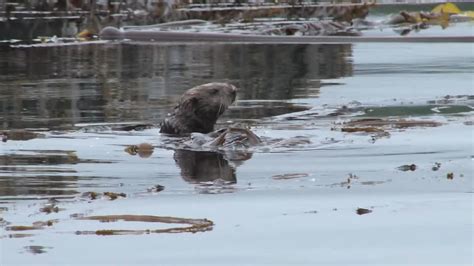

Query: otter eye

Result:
[210,88,219,94]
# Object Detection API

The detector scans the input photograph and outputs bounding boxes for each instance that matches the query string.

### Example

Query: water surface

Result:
[0,30,473,265]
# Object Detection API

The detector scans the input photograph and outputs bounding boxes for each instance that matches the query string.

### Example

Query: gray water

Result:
[0,21,473,265]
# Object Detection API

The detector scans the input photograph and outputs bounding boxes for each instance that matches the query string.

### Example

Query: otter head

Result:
[179,82,237,122]
[160,83,237,135]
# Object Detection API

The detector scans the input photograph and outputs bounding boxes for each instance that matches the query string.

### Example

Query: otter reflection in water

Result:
[124,146,250,184]
[125,128,257,184]
[173,127,259,184]
[173,150,239,184]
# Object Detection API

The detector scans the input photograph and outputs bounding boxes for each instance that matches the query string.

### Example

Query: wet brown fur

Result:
[160,83,237,135]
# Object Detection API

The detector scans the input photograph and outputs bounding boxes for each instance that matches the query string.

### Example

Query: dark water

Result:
[0,43,352,130]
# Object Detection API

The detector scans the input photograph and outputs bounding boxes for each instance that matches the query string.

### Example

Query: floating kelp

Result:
[82,192,100,200]
[103,192,127,200]
[6,219,57,232]
[8,233,34,238]
[341,127,385,133]
[272,173,309,180]
[339,118,441,142]
[359,180,389,186]
[343,118,441,129]
[81,192,126,201]
[0,152,113,166]
[124,143,155,158]
[6,226,42,231]
[76,215,214,235]
[447,172,454,180]
[39,204,60,214]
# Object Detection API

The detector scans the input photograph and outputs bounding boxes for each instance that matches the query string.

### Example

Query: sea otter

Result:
[160,83,237,135]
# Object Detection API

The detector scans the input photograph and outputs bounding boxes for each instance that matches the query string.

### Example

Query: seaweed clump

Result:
[76,215,214,236]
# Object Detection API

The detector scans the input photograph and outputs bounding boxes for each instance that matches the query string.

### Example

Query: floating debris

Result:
[81,191,127,200]
[39,204,60,214]
[76,215,214,235]
[147,185,165,193]
[0,217,8,227]
[103,192,127,200]
[447,172,454,180]
[82,191,100,200]
[32,220,57,227]
[346,173,359,189]
[370,131,391,143]
[348,173,359,180]
[432,162,441,171]
[397,164,417,172]
[330,173,359,189]
[70,213,85,219]
[356,208,373,215]
[360,180,389,186]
